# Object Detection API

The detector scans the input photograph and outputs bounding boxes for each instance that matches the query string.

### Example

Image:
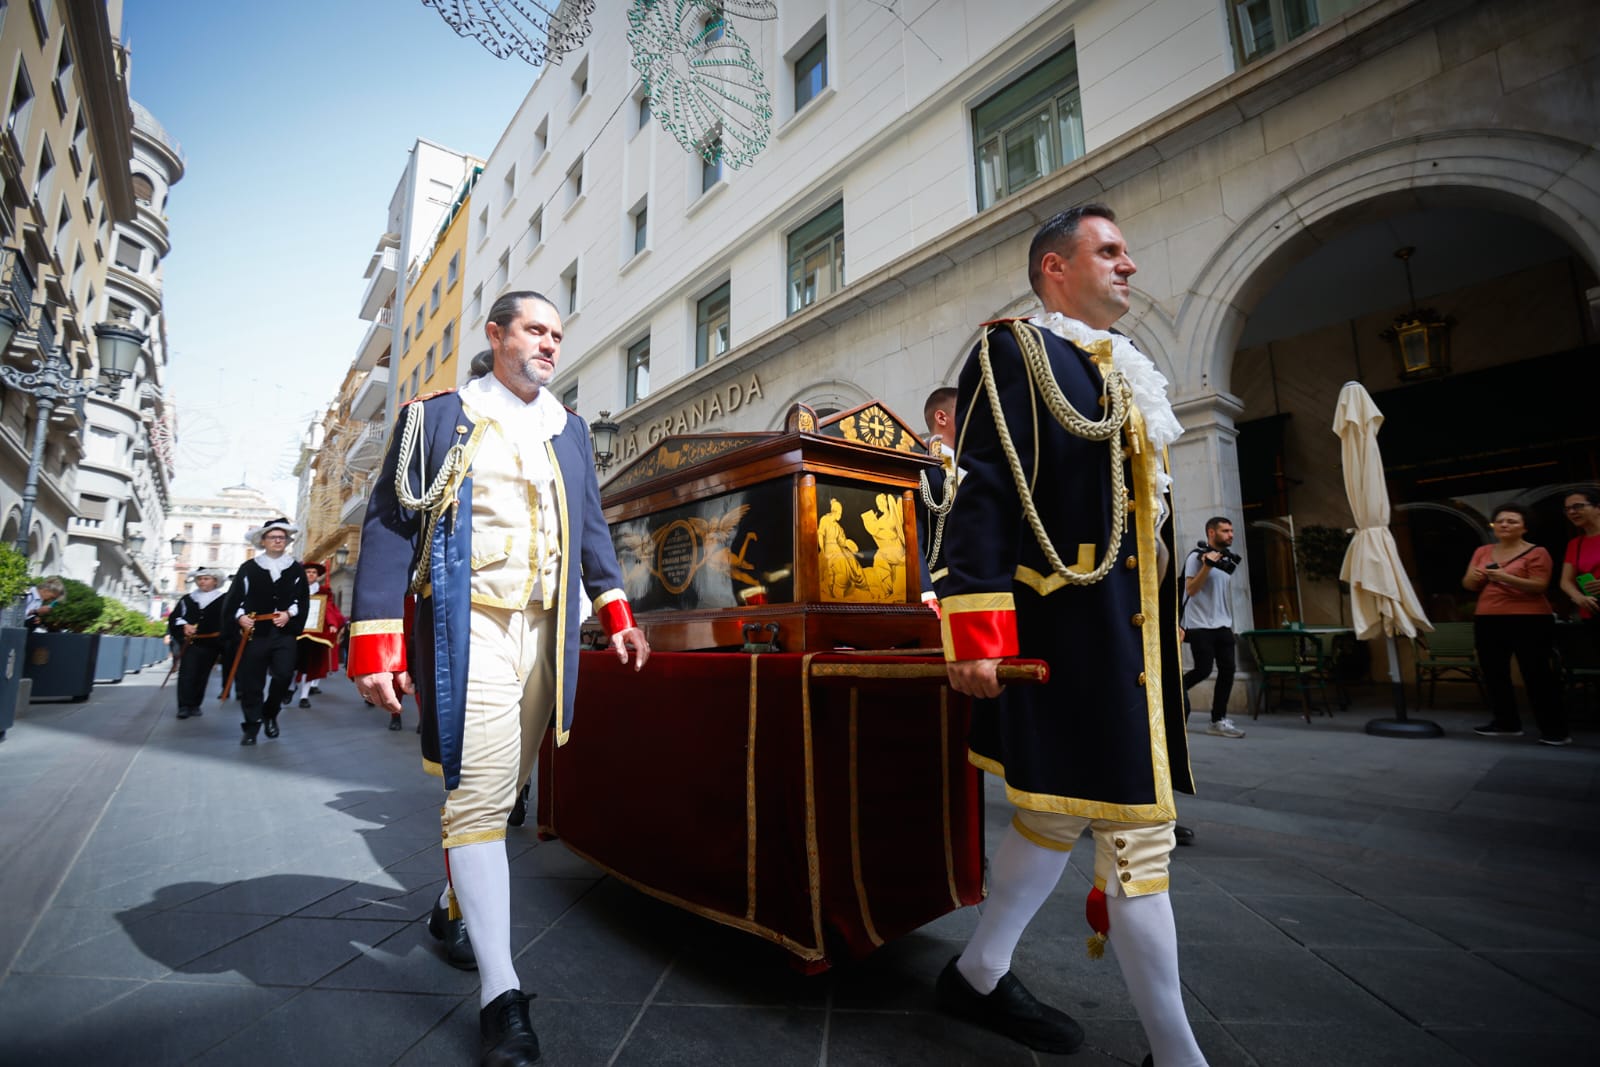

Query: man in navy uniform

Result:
[224,519,310,745]
[349,291,649,1067]
[935,206,1206,1067]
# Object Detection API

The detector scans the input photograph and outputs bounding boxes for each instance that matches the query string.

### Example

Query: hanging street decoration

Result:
[716,1,778,17]
[628,0,773,169]
[420,0,595,66]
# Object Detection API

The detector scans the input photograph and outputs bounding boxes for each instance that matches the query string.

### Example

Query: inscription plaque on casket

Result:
[591,401,943,652]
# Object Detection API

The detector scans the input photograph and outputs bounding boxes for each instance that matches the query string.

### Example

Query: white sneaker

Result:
[1207,718,1245,738]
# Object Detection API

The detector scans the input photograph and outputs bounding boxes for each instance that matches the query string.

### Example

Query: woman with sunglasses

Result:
[1559,488,1600,623]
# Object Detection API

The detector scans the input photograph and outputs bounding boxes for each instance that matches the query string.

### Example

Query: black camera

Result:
[1197,541,1242,575]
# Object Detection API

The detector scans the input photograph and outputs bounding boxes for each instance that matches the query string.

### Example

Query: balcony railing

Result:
[354,308,392,372]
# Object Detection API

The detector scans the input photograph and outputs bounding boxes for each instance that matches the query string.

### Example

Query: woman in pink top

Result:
[1461,503,1567,744]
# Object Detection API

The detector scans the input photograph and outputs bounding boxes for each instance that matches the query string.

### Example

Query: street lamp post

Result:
[0,305,146,559]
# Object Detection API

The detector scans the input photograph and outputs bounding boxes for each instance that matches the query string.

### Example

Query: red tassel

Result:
[1085,887,1109,960]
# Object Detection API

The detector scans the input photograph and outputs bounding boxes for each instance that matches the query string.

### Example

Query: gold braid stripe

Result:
[975,321,1132,587]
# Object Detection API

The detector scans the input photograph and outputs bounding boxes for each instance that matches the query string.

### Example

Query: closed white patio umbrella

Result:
[1332,381,1441,738]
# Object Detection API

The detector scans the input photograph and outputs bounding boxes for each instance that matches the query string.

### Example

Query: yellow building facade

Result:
[397,167,479,402]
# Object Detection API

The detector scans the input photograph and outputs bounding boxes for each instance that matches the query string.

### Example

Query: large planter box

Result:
[0,628,25,737]
[94,635,130,683]
[25,632,99,702]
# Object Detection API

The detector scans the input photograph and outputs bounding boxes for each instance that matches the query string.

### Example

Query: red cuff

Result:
[597,597,636,635]
[941,607,1019,661]
[347,631,406,677]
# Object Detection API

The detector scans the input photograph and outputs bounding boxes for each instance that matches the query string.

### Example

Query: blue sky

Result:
[121,1,544,510]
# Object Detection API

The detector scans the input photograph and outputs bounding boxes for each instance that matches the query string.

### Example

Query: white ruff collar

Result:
[255,553,295,579]
[1029,313,1183,453]
[191,587,225,608]
[462,372,568,445]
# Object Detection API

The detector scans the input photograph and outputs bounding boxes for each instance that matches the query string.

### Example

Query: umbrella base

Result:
[1365,717,1444,739]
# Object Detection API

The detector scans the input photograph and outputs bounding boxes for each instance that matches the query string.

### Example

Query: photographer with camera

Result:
[1182,516,1245,739]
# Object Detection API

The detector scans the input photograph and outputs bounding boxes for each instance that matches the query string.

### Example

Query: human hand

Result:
[947,657,1003,699]
[239,615,256,633]
[1202,551,1222,567]
[272,611,290,627]
[183,623,197,637]
[354,671,414,713]
[610,626,651,671]
[1577,594,1599,613]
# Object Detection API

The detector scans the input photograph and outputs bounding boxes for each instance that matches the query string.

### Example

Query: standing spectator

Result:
[1182,517,1245,738]
[1464,503,1567,745]
[22,577,64,629]
[1559,488,1600,622]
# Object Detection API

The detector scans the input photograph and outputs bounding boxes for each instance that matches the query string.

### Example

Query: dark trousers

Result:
[1475,614,1566,739]
[236,626,297,730]
[1183,627,1236,720]
[175,641,222,710]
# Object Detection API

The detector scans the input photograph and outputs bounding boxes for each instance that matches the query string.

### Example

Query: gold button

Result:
[1118,858,1129,868]
[1120,872,1132,883]
[1114,837,1127,849]
[456,425,468,433]
[1125,555,1137,570]
[1131,613,1146,627]
[1136,672,1146,686]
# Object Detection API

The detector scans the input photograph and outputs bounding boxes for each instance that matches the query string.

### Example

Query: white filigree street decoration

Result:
[628,0,772,169]
[420,0,595,65]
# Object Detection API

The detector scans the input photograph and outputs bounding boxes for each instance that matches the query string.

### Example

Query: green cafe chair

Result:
[1243,629,1334,723]
[1412,621,1486,709]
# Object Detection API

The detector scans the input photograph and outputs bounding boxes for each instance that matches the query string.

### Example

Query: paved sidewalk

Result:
[0,671,1595,1066]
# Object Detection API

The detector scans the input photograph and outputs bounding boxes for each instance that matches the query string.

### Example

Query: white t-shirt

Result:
[1182,547,1233,631]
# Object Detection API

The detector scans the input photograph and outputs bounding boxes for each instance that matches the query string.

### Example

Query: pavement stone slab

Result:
[613,1003,825,1066]
[1234,894,1453,948]
[25,978,292,1066]
[1477,949,1600,1014]
[175,916,409,988]
[191,988,458,1067]
[1431,1027,1600,1067]
[1381,895,1600,951]
[315,921,481,995]
[1223,1020,1474,1066]
[1180,944,1402,1026]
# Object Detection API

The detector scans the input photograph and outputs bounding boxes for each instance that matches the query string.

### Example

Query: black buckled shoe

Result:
[428,899,477,970]
[240,723,259,746]
[263,717,280,739]
[177,707,191,720]
[298,697,311,708]
[508,783,531,827]
[479,988,540,1066]
[936,957,1084,1054]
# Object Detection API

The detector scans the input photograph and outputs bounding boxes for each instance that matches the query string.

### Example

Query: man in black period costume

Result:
[916,385,961,613]
[167,567,228,720]
[224,518,310,745]
[935,206,1206,1067]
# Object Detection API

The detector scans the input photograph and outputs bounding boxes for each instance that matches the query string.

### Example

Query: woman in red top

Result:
[1462,503,1567,745]
[1558,488,1600,621]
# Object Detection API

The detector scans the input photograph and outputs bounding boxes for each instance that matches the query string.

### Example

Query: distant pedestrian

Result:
[167,568,228,720]
[22,576,64,630]
[1182,516,1245,738]
[290,561,346,708]
[224,519,310,745]
[1559,488,1600,622]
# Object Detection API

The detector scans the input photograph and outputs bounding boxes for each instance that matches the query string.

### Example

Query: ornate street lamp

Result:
[590,410,620,474]
[334,544,351,569]
[0,259,148,561]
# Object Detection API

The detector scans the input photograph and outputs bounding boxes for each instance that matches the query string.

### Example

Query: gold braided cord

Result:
[974,321,1132,587]
[917,443,957,570]
[393,400,472,592]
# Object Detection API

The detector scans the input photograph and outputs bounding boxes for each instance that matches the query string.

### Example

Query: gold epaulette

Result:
[402,388,457,408]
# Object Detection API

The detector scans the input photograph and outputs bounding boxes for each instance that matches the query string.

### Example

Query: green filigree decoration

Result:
[421,0,594,65]
[628,0,773,169]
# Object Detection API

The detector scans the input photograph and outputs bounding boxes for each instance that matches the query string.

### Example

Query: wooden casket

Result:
[538,402,1044,970]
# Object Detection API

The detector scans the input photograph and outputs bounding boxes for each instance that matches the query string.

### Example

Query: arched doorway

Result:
[1224,197,1596,628]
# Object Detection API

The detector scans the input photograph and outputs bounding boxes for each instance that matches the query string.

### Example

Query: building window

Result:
[430,281,441,316]
[208,547,219,563]
[502,165,515,207]
[571,56,589,108]
[415,308,424,336]
[700,135,723,194]
[210,524,222,541]
[5,67,34,144]
[527,207,543,253]
[477,204,489,243]
[972,46,1084,212]
[409,367,420,396]
[447,251,459,288]
[183,522,194,542]
[402,326,411,353]
[786,200,844,315]
[794,36,827,112]
[632,202,648,256]
[442,320,455,358]
[638,94,651,130]
[566,157,584,206]
[494,250,509,293]
[626,336,651,406]
[114,235,143,271]
[469,284,483,323]
[560,384,578,408]
[425,346,436,379]
[533,114,549,157]
[562,260,579,315]
[695,282,730,368]
[1229,0,1329,65]
[130,172,154,205]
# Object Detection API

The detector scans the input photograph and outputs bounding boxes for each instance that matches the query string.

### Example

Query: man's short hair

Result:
[1204,516,1232,533]
[487,291,556,332]
[923,387,957,430]
[1027,204,1117,297]
[304,562,325,575]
